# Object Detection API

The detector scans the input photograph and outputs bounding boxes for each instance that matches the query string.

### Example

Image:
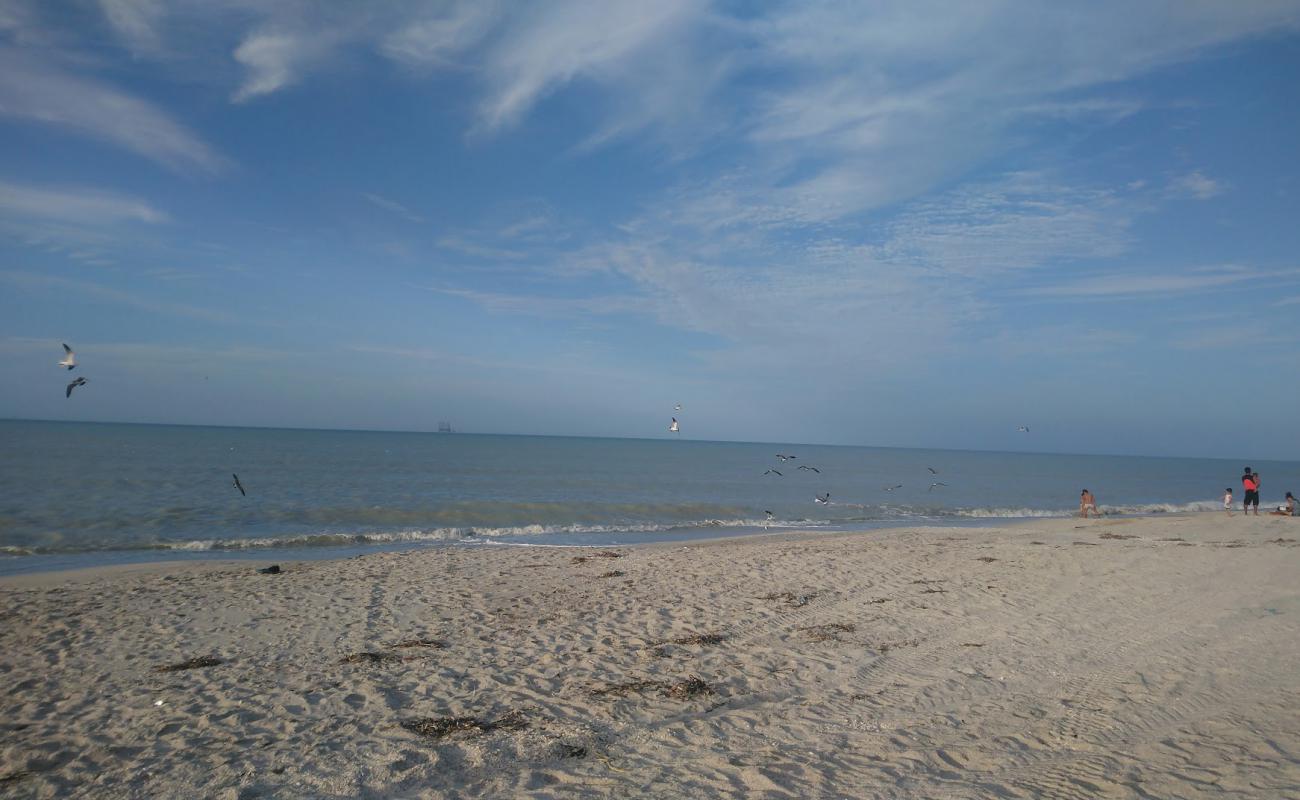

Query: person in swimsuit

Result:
[1223,488,1233,516]
[1080,489,1099,518]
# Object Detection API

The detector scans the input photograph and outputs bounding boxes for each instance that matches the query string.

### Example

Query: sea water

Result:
[2,419,1296,575]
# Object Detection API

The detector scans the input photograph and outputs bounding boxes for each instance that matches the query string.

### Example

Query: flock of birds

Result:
[54,349,1032,508]
[667,403,1032,514]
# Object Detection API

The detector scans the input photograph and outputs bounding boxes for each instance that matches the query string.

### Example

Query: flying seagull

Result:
[797,465,821,473]
[775,454,797,461]
[814,492,831,504]
[65,377,86,398]
[928,482,948,492]
[58,343,76,370]
[1017,426,1030,433]
[668,417,679,433]
[926,466,939,475]
[764,510,774,521]
[763,469,783,476]
[674,403,682,412]
[232,473,246,496]
[883,484,903,492]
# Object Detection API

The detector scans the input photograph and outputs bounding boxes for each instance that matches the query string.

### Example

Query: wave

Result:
[0,501,1227,558]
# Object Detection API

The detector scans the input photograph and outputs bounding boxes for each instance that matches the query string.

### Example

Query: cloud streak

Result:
[0,180,167,224]
[0,47,224,173]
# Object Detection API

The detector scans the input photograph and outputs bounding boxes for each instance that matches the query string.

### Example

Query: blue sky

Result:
[1,1,1298,458]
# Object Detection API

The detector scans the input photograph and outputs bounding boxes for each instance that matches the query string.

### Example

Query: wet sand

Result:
[1,513,1298,798]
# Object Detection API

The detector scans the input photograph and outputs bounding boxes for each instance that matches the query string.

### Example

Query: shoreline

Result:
[0,508,1241,582]
[2,513,1296,797]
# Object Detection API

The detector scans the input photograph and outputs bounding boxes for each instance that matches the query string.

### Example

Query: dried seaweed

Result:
[664,675,715,700]
[1071,541,1099,546]
[595,550,625,559]
[975,556,998,562]
[961,642,985,647]
[867,598,892,604]
[393,638,446,649]
[589,679,667,698]
[759,591,816,608]
[1098,532,1137,540]
[920,588,948,594]
[598,570,626,578]
[0,771,31,785]
[401,710,528,740]
[340,651,401,665]
[669,633,725,646]
[798,623,855,642]
[153,656,222,673]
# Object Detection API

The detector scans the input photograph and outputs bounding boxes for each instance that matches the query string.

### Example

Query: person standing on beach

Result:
[1242,468,1260,515]
[1223,488,1234,516]
[1080,489,1100,518]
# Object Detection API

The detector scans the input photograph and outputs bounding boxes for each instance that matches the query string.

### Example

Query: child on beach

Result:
[1224,488,1233,516]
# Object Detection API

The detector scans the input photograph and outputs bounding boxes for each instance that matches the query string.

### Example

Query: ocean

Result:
[2,419,1296,575]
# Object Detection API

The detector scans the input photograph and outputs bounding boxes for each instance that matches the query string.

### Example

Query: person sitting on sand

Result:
[1080,489,1100,518]
[1270,492,1296,517]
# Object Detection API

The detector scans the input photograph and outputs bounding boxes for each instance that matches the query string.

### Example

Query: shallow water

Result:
[2,419,1295,574]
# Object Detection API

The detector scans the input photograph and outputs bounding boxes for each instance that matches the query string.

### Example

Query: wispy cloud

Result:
[1013,268,1267,299]
[1168,171,1224,200]
[0,180,167,224]
[362,192,423,223]
[231,29,336,103]
[0,270,236,323]
[0,47,224,173]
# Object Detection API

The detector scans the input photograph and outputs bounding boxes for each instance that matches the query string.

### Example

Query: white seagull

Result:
[883,484,903,492]
[58,343,76,370]
[775,453,797,461]
[814,492,831,505]
[928,482,948,492]
[674,403,682,412]
[1017,426,1030,433]
[668,417,679,433]
[797,465,821,473]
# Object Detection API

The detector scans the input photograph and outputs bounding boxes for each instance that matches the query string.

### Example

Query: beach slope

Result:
[2,514,1298,798]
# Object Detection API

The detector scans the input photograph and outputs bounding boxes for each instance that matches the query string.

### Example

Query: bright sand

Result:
[1,514,1297,798]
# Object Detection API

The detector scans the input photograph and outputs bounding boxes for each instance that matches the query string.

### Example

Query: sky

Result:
[1,1,1299,459]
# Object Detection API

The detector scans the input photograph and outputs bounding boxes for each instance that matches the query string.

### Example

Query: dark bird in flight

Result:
[65,377,86,398]
[763,469,783,477]
[929,482,948,492]
[927,466,939,474]
[1017,426,1030,433]
[232,473,246,496]
[58,343,76,370]
[797,465,821,473]
[764,510,774,521]
[814,492,831,504]
[775,454,797,461]
[883,484,903,492]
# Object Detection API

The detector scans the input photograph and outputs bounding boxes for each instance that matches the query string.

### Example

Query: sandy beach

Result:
[1,513,1298,799]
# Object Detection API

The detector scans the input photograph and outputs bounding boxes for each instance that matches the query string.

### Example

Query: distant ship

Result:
[437,421,454,433]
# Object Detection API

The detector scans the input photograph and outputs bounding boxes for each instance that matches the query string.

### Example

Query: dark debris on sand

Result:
[664,675,716,700]
[975,556,999,562]
[668,633,725,646]
[920,588,948,594]
[0,771,31,786]
[401,710,528,741]
[555,743,587,759]
[393,638,446,649]
[798,623,856,643]
[1071,541,1099,546]
[340,651,402,665]
[759,591,817,608]
[153,656,223,673]
[1099,532,1137,540]
[598,570,626,578]
[588,675,717,700]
